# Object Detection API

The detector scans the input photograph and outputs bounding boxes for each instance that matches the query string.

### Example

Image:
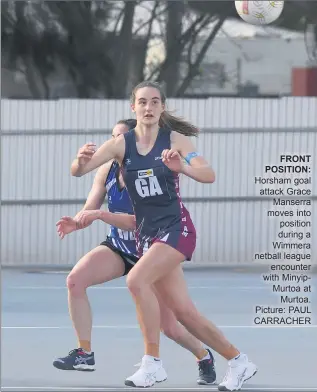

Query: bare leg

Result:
[125,243,257,390]
[155,263,239,359]
[154,286,207,360]
[66,246,125,349]
[126,243,238,360]
[53,245,125,371]
[125,243,240,388]
[155,260,258,391]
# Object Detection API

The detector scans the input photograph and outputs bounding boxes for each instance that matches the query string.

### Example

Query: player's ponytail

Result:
[159,110,199,137]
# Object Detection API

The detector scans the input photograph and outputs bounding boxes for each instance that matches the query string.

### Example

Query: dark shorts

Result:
[100,237,139,276]
[137,229,196,261]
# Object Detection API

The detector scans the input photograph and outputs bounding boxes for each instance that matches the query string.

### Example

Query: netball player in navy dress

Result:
[70,82,258,391]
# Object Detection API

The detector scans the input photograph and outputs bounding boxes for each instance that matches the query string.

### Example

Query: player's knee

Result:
[66,271,87,296]
[126,272,145,297]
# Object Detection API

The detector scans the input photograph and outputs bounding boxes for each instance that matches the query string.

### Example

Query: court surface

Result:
[2,268,316,392]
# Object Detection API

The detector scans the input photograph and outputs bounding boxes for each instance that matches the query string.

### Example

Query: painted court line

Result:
[7,285,267,290]
[2,387,317,391]
[2,325,316,330]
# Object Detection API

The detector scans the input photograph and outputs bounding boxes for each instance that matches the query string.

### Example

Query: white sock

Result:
[82,349,92,355]
[144,354,160,362]
[231,353,246,363]
[199,350,211,362]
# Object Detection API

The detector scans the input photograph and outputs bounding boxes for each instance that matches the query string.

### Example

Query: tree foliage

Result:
[2,0,315,98]
[1,0,228,98]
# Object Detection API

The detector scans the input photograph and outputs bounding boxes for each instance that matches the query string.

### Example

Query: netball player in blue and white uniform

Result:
[53,119,216,386]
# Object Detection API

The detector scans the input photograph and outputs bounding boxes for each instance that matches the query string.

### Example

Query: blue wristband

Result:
[184,151,199,164]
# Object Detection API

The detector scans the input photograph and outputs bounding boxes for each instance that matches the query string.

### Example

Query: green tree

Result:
[1,1,224,98]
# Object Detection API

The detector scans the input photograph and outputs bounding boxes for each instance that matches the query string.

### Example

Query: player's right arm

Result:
[56,161,112,238]
[58,148,136,238]
[70,136,125,177]
[73,159,136,232]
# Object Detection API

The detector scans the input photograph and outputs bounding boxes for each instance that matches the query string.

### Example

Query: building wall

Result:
[187,37,310,95]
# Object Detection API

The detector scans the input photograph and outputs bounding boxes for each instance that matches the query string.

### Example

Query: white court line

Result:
[7,285,267,290]
[2,325,316,329]
[2,325,138,330]
[2,387,317,391]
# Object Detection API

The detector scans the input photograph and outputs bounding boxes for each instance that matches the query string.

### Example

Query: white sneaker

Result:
[218,353,257,391]
[125,355,167,388]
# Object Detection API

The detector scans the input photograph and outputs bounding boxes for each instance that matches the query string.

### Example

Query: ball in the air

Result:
[235,1,284,25]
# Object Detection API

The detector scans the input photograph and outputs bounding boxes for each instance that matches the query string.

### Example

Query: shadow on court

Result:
[1,269,316,391]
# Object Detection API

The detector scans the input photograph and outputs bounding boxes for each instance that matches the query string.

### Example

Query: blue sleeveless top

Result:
[121,128,194,250]
[105,161,137,256]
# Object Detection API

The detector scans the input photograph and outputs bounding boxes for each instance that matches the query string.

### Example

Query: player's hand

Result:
[77,142,96,165]
[161,149,185,173]
[75,210,101,229]
[56,216,77,239]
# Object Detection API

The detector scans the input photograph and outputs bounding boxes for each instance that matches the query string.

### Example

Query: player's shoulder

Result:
[115,131,135,149]
[170,130,189,145]
[112,133,129,161]
[119,128,135,140]
[113,133,126,146]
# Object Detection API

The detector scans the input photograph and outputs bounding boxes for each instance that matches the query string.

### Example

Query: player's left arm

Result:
[171,131,216,183]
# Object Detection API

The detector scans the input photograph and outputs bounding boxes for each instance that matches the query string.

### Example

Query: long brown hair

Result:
[130,81,199,137]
